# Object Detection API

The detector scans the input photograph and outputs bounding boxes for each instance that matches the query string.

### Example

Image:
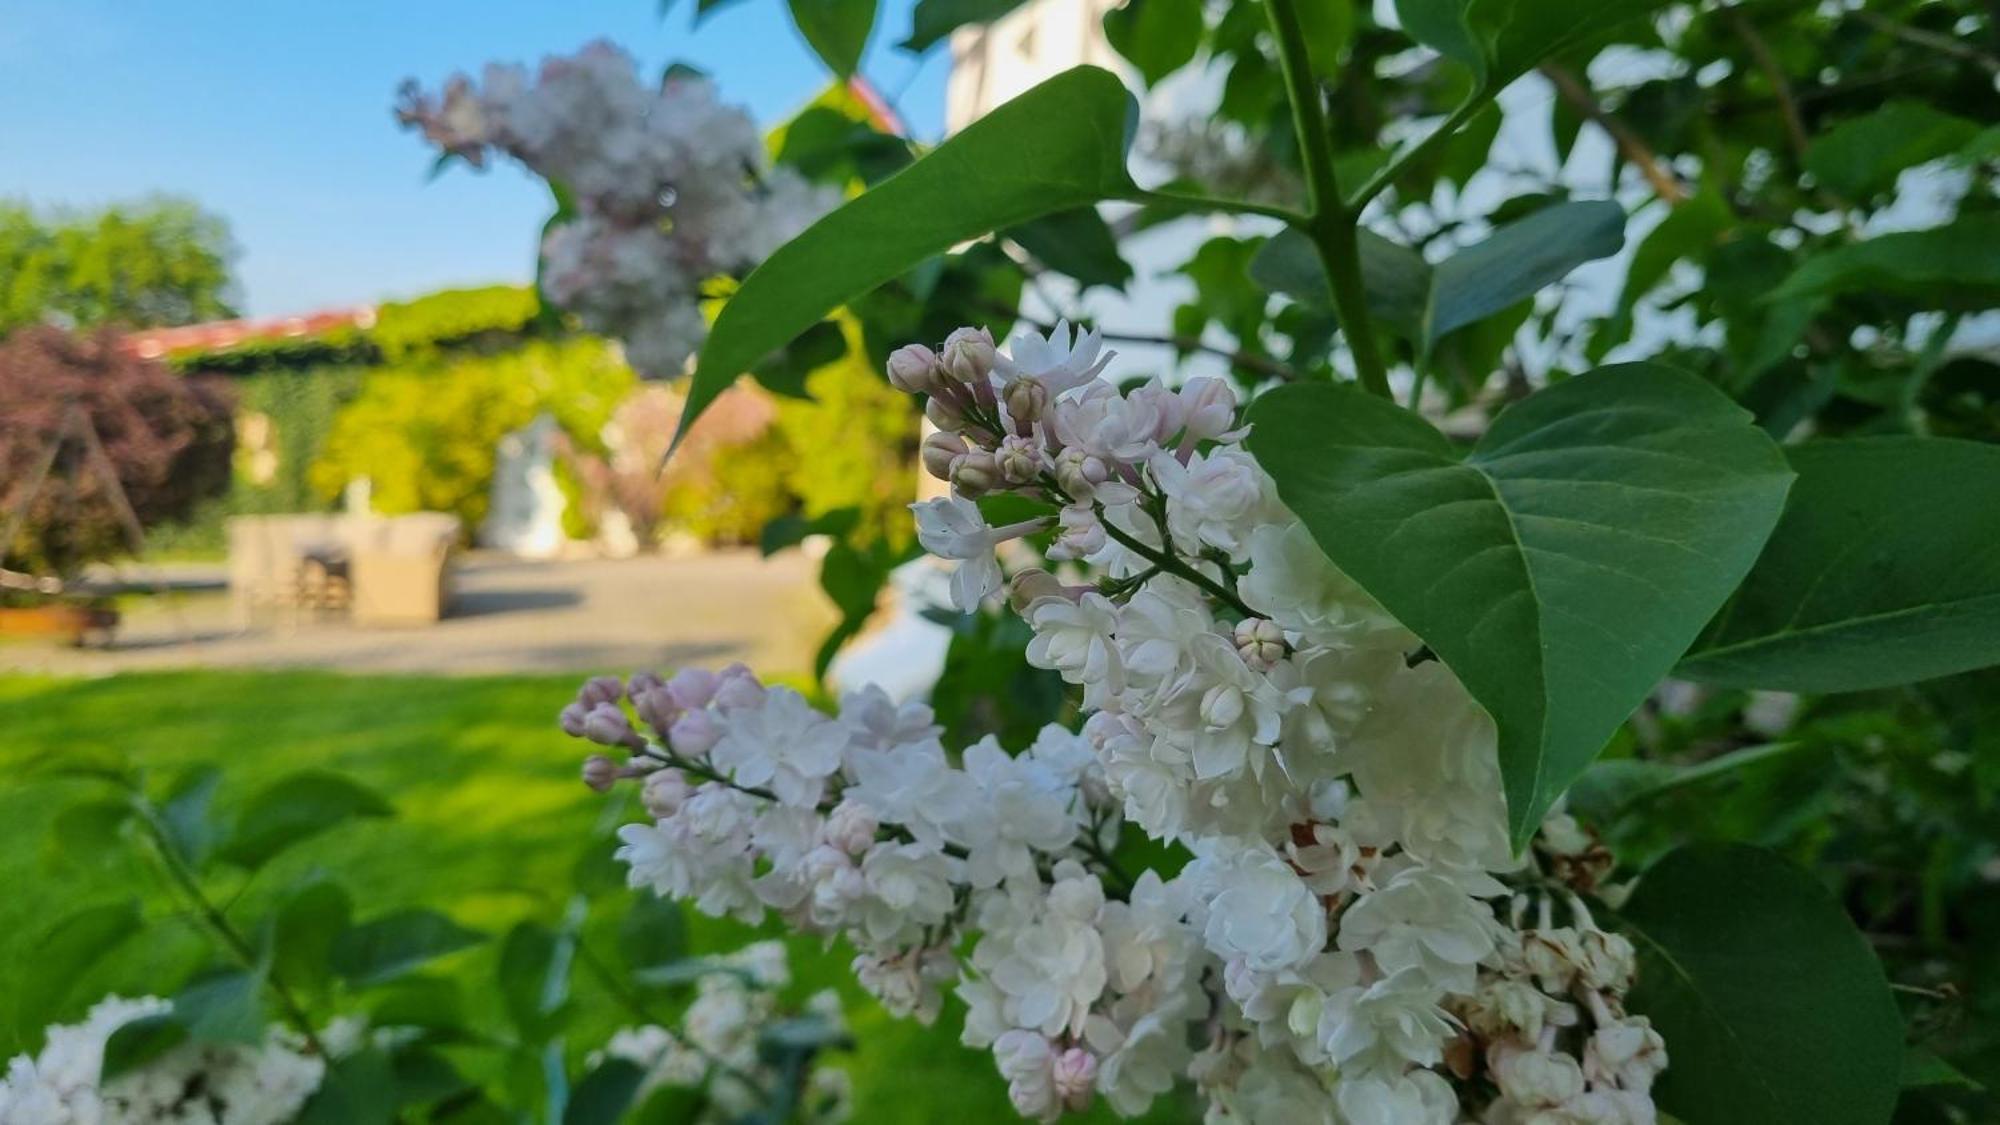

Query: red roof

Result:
[120,306,377,359]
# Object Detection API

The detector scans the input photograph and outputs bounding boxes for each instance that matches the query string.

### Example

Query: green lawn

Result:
[0,671,1191,1122]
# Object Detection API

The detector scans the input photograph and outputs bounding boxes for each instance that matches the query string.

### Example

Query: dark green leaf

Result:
[1805,101,1981,200]
[498,922,563,1035]
[367,975,468,1032]
[1771,215,2000,307]
[22,900,142,1027]
[1104,0,1203,85]
[619,894,689,972]
[683,65,1137,444]
[267,879,353,997]
[221,771,392,869]
[333,910,482,988]
[1396,0,1676,90]
[173,968,266,1044]
[1006,206,1133,290]
[45,798,133,866]
[751,318,848,399]
[1615,188,1731,314]
[100,1013,189,1082]
[159,764,222,868]
[1426,199,1626,344]
[1903,1047,1983,1091]
[563,1059,647,1125]
[1679,437,2000,692]
[1251,200,1625,351]
[1246,365,1792,847]
[1616,843,1902,1125]
[1566,742,1803,823]
[900,0,1031,51]
[1294,0,1356,74]
[788,0,877,77]
[761,507,862,557]
[298,1047,398,1125]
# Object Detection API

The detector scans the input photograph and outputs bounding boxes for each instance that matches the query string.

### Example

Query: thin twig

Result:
[1853,8,2000,74]
[1539,64,1690,205]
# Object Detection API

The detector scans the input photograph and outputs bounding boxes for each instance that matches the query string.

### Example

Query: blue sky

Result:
[0,0,950,316]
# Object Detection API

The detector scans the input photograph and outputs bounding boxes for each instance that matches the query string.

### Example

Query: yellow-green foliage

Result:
[773,327,918,546]
[369,285,542,361]
[660,426,800,545]
[310,338,633,528]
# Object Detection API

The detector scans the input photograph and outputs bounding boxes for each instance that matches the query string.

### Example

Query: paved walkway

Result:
[0,551,838,678]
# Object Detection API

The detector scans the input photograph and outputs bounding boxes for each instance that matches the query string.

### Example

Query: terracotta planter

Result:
[0,604,119,645]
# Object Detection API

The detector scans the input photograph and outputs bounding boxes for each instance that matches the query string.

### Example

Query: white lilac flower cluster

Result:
[565,322,1666,1123]
[0,997,328,1125]
[396,42,839,379]
[596,941,852,1122]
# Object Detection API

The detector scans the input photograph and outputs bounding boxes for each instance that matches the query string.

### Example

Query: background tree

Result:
[0,196,238,336]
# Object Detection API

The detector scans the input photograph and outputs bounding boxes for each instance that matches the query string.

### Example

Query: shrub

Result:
[309,338,633,530]
[0,327,232,578]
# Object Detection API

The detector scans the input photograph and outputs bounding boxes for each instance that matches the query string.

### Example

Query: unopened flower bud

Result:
[669,708,722,757]
[940,326,997,384]
[1178,376,1238,440]
[886,343,942,394]
[581,753,620,792]
[921,430,969,482]
[1199,683,1247,730]
[665,667,720,711]
[643,767,693,817]
[995,435,1043,485]
[558,701,590,738]
[1233,617,1288,670]
[1522,928,1583,992]
[1002,376,1048,424]
[951,448,1000,496]
[583,702,644,749]
[631,685,677,736]
[1009,568,1067,612]
[823,799,879,854]
[926,395,967,433]
[1053,446,1110,499]
[1052,1048,1097,1112]
[578,674,624,708]
[712,663,764,710]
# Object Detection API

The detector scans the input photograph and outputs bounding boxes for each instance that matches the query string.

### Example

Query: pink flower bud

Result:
[577,674,624,708]
[581,754,620,793]
[669,708,722,757]
[665,667,720,710]
[939,326,997,384]
[995,435,1043,485]
[926,395,967,433]
[1233,617,1288,671]
[1178,376,1238,440]
[921,431,969,482]
[823,799,879,854]
[642,767,693,817]
[1008,568,1068,613]
[583,702,644,749]
[886,343,942,395]
[1053,447,1109,499]
[631,686,677,736]
[558,701,591,738]
[1002,376,1048,424]
[711,663,764,710]
[1052,1048,1097,1112]
[950,448,1000,497]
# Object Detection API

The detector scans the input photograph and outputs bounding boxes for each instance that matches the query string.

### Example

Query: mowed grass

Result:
[0,671,1192,1122]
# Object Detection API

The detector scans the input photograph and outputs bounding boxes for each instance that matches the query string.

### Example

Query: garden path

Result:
[0,550,837,679]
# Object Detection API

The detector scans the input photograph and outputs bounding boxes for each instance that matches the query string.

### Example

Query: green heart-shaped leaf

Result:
[1616,844,1903,1125]
[1247,364,1792,846]
[1678,436,2000,692]
[681,65,1138,445]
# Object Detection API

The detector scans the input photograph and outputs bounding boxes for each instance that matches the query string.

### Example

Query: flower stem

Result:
[1094,504,1254,619]
[1264,0,1393,399]
[132,799,325,1054]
